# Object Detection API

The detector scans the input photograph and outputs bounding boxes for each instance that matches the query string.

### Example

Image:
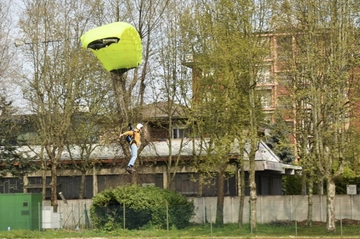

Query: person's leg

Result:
[128,143,138,167]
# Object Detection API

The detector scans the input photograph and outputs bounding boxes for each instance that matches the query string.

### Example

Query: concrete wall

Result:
[44,199,92,229]
[48,195,360,228]
[189,195,360,224]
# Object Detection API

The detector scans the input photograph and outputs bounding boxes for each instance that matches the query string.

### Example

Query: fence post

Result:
[210,205,213,237]
[166,201,169,232]
[123,202,126,230]
[203,197,206,223]
[77,202,80,230]
[290,196,293,221]
[351,195,354,220]
[294,199,297,237]
[38,202,41,231]
[320,195,324,222]
[59,203,62,229]
[84,203,90,229]
[260,196,263,224]
[232,196,236,223]
[340,198,342,237]
[250,200,253,235]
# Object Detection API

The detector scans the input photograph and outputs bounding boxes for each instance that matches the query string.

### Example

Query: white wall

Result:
[189,195,360,223]
[50,195,360,228]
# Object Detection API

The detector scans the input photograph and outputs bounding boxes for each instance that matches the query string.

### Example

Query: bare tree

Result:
[146,0,193,188]
[91,0,172,179]
[65,77,112,199]
[17,0,104,211]
[0,1,13,79]
[0,0,20,106]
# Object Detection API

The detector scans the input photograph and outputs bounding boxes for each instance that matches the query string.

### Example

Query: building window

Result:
[276,35,293,60]
[277,72,291,87]
[17,132,41,145]
[260,37,271,59]
[263,114,272,124]
[172,128,188,139]
[258,90,272,108]
[201,68,215,78]
[256,65,272,84]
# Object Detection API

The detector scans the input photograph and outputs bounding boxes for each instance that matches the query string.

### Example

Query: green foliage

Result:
[282,175,302,195]
[283,171,360,195]
[265,119,295,164]
[3,223,360,238]
[0,96,39,178]
[90,185,194,230]
[335,175,360,195]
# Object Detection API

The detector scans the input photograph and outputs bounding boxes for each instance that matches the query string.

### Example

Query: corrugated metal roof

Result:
[140,101,186,119]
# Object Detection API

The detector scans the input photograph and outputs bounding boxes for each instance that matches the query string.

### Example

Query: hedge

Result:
[90,184,194,230]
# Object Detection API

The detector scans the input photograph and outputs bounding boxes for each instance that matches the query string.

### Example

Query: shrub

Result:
[90,185,194,230]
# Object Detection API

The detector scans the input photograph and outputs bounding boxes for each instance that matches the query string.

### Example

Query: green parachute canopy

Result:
[80,22,142,73]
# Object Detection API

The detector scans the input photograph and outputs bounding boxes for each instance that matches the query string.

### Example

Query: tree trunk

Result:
[301,168,307,195]
[249,157,257,231]
[318,173,324,195]
[307,170,313,227]
[40,146,46,200]
[93,164,98,196]
[23,174,28,193]
[111,72,129,122]
[216,170,225,225]
[166,117,173,189]
[248,45,258,231]
[50,161,58,212]
[238,162,245,228]
[78,171,86,199]
[131,171,137,185]
[326,177,336,231]
[42,163,46,200]
[197,175,203,197]
[248,138,258,231]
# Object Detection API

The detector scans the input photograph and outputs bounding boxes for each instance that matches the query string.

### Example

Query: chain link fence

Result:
[2,195,357,231]
[54,195,360,229]
[58,201,91,230]
[190,195,360,224]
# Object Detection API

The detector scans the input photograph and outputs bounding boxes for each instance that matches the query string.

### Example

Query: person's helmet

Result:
[136,123,144,130]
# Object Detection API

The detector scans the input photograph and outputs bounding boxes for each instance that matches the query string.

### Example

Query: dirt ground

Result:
[297,218,360,226]
[270,218,360,227]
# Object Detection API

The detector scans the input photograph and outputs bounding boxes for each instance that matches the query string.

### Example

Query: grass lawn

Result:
[1,223,360,238]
